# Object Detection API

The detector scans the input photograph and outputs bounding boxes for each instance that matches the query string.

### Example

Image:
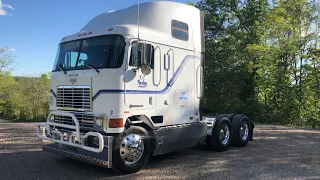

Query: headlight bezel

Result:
[93,116,107,130]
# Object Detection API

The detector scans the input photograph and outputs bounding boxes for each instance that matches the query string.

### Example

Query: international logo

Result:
[69,78,77,85]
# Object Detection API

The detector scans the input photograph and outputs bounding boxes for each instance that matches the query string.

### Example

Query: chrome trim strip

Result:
[200,10,205,53]
[57,85,91,88]
[107,136,113,168]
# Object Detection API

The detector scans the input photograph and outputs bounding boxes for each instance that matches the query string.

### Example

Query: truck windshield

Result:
[52,35,125,72]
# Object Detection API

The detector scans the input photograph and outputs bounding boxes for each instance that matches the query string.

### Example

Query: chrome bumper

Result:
[36,111,113,168]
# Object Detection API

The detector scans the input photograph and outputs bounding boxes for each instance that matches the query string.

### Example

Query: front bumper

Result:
[36,111,113,168]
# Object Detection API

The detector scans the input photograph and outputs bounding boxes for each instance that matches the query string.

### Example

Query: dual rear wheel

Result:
[207,114,252,152]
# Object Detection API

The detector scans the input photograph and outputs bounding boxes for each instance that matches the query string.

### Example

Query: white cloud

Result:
[5,4,14,10]
[0,9,7,16]
[0,0,14,16]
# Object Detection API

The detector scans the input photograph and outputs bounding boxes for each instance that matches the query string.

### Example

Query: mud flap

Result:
[249,120,254,141]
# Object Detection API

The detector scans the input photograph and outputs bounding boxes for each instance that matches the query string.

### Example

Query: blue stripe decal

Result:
[91,55,200,101]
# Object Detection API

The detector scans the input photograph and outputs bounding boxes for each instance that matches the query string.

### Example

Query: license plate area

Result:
[64,145,78,153]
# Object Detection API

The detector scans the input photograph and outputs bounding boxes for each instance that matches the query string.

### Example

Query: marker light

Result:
[109,118,123,128]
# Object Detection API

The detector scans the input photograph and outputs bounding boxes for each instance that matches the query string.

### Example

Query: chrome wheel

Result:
[240,122,249,140]
[219,124,230,145]
[119,134,145,164]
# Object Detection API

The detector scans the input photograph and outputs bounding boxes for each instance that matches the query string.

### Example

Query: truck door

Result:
[124,42,157,110]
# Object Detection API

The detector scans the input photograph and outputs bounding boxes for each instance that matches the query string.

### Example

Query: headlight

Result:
[50,115,54,121]
[94,116,104,127]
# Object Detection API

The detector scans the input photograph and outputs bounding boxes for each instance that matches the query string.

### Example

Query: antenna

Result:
[138,0,140,39]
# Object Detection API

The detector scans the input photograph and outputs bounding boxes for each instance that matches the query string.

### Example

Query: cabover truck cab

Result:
[36,1,254,174]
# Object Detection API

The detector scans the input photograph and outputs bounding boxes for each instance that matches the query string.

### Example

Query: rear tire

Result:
[231,114,251,147]
[207,116,232,152]
[111,126,154,174]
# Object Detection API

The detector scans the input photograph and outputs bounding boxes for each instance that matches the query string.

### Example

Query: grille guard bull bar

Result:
[36,111,112,156]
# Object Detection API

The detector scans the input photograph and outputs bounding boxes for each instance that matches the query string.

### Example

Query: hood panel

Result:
[50,69,125,115]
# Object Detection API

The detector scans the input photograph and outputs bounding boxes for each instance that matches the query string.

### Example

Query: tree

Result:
[0,48,14,72]
[194,0,320,127]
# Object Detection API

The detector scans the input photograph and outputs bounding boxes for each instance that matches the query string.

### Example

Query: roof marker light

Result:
[78,34,82,36]
[88,32,92,34]
[83,33,87,36]
[108,28,114,31]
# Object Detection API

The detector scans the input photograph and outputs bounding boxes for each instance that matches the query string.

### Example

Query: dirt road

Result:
[0,123,319,180]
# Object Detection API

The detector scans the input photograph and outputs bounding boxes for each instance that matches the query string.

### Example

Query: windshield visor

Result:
[52,35,125,72]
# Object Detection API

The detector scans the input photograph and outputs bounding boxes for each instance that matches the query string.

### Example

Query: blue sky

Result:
[0,0,197,76]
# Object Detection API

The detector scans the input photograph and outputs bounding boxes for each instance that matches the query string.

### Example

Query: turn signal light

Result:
[109,118,123,128]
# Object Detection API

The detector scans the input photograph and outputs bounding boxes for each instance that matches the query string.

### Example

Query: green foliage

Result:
[0,48,50,122]
[196,0,320,128]
[1,0,320,128]
[0,74,50,122]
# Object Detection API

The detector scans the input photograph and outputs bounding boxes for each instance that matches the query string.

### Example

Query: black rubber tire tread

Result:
[207,115,232,152]
[111,126,154,174]
[231,114,251,147]
[223,114,235,122]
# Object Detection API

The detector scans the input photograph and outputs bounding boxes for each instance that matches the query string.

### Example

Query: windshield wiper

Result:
[85,65,100,74]
[55,64,67,75]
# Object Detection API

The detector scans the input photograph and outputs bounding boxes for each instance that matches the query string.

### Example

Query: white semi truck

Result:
[36,1,254,174]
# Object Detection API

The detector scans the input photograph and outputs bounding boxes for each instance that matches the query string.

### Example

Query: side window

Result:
[171,20,189,41]
[129,43,155,69]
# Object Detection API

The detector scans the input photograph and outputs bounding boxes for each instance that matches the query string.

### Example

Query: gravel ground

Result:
[0,123,319,180]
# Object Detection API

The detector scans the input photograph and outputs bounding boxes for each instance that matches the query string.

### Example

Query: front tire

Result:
[112,126,154,174]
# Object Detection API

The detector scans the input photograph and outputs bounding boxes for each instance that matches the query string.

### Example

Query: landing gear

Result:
[112,126,154,174]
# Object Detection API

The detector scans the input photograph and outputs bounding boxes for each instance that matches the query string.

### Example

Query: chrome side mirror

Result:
[133,42,152,75]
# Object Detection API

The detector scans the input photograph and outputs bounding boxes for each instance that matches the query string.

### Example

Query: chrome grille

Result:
[56,86,92,111]
[53,113,94,128]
